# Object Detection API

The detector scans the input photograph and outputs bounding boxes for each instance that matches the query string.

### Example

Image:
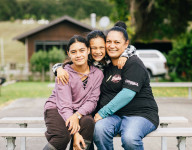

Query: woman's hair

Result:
[107,21,128,41]
[114,21,127,30]
[66,35,89,52]
[87,30,106,43]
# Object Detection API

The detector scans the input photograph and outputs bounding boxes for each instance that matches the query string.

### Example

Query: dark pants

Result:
[44,109,95,150]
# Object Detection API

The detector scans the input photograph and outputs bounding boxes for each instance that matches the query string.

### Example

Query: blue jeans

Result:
[93,115,156,150]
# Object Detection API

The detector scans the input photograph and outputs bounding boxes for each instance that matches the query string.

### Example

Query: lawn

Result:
[0,82,189,106]
[152,87,188,98]
[0,82,53,105]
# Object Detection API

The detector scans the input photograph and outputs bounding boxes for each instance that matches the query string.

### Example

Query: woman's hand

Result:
[117,57,127,69]
[94,113,103,122]
[57,67,69,85]
[73,132,86,150]
[66,114,80,135]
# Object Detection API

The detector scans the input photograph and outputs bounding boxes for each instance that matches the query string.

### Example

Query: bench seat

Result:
[0,116,188,125]
[0,116,189,150]
[1,127,192,137]
[0,128,45,137]
[0,128,192,150]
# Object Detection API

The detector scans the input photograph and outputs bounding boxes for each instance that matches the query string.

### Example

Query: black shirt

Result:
[99,55,159,128]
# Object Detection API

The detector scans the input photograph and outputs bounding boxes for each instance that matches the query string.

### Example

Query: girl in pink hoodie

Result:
[43,35,103,150]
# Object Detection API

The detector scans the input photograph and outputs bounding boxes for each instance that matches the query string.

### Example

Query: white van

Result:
[136,49,167,77]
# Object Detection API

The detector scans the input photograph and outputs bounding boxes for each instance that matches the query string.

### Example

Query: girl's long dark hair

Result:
[63,35,90,67]
[87,30,107,63]
[67,35,89,52]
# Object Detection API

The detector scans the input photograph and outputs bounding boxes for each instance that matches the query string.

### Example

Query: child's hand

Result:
[117,57,127,69]
[57,67,69,85]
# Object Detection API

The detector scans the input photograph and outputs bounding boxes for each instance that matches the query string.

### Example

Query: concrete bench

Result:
[0,116,189,150]
[0,116,188,128]
[0,117,44,150]
[0,128,192,150]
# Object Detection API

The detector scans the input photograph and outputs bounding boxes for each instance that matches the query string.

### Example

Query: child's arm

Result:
[120,45,136,58]
[57,67,69,85]
[118,45,137,69]
[52,63,63,76]
[52,63,69,85]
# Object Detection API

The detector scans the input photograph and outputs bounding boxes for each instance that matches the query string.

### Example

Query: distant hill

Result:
[0,21,40,65]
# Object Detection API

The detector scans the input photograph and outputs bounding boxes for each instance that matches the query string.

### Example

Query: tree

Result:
[30,51,49,81]
[30,48,66,81]
[110,0,192,41]
[48,47,66,64]
[0,0,114,21]
[0,0,18,20]
[167,30,192,81]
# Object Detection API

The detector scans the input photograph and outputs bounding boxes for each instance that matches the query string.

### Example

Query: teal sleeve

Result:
[98,88,136,118]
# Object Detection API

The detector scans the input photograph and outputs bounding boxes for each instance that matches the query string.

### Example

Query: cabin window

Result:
[35,41,68,54]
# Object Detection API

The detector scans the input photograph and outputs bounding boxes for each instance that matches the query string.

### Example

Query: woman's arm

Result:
[95,88,136,121]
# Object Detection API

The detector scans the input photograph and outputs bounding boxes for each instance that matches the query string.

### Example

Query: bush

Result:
[30,47,66,81]
[48,47,66,64]
[167,30,192,81]
[30,50,49,81]
[30,50,49,73]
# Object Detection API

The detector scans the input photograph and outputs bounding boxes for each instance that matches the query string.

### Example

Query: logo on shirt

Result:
[125,79,139,86]
[111,74,122,83]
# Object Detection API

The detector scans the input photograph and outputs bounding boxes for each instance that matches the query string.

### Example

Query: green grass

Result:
[152,87,188,97]
[0,82,189,106]
[0,82,53,105]
[0,21,40,64]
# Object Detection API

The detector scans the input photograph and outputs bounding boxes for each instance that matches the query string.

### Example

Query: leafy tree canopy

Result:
[30,48,66,81]
[48,47,66,64]
[110,0,192,41]
[30,48,66,73]
[0,0,113,21]
[167,30,192,81]
[30,50,49,73]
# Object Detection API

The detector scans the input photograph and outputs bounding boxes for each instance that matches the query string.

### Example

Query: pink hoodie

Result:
[44,64,104,121]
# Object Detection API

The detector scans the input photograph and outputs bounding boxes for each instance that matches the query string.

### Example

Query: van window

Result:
[138,53,160,58]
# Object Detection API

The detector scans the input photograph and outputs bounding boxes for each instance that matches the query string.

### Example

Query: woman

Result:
[93,22,159,150]
[52,29,136,85]
[43,35,104,150]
